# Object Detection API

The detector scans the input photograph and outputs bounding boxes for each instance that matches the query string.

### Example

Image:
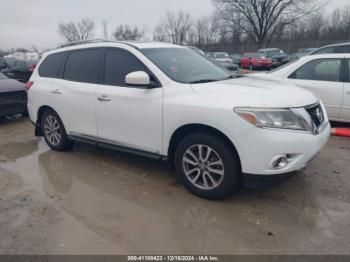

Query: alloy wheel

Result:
[44,115,62,146]
[182,144,225,190]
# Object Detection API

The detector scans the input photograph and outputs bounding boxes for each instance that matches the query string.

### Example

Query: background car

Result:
[297,48,317,54]
[252,54,350,123]
[207,52,239,71]
[310,42,350,55]
[0,57,7,70]
[257,48,287,67]
[207,52,232,62]
[1,57,33,83]
[230,53,243,66]
[281,53,307,65]
[25,59,38,72]
[0,72,27,117]
[188,46,206,56]
[241,53,273,70]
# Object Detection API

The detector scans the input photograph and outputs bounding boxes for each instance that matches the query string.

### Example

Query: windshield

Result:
[253,54,267,59]
[264,50,285,57]
[216,53,229,58]
[0,72,8,80]
[141,48,232,84]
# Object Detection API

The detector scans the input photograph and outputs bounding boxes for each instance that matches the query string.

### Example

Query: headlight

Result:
[235,108,310,131]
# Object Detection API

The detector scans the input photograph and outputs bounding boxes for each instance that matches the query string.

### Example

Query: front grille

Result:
[305,103,324,128]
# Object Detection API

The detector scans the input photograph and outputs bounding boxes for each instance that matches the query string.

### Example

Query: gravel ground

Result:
[0,115,349,255]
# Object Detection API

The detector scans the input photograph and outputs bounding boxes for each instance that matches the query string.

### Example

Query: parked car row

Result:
[199,43,350,72]
[0,56,38,83]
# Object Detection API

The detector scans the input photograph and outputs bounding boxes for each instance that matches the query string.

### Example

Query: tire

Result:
[41,109,73,151]
[174,132,241,199]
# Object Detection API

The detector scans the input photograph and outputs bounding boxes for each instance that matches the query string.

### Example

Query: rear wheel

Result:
[41,109,73,151]
[175,133,241,199]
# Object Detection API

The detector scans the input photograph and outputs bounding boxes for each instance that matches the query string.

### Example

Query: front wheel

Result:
[41,109,73,151]
[174,133,241,199]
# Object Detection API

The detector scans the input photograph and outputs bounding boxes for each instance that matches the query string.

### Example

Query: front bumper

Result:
[234,122,331,176]
[244,171,296,189]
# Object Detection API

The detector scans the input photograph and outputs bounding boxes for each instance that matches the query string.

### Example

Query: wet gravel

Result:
[0,116,350,255]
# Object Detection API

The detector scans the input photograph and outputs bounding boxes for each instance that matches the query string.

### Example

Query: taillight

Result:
[25,81,34,91]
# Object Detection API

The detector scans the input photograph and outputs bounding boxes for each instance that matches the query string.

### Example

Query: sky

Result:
[0,0,348,51]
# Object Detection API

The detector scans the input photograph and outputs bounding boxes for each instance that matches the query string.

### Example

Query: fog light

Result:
[271,155,288,169]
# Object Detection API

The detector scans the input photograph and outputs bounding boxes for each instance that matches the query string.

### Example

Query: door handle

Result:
[97,95,111,102]
[51,89,62,94]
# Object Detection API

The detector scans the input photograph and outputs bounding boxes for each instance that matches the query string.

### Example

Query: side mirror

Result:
[125,71,154,87]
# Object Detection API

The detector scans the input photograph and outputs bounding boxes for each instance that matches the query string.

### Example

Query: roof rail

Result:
[58,39,114,48]
[58,39,139,50]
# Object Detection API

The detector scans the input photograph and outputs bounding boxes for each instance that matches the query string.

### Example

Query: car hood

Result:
[191,76,318,108]
[0,78,25,93]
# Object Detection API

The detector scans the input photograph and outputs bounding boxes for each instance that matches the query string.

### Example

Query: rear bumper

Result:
[0,103,27,117]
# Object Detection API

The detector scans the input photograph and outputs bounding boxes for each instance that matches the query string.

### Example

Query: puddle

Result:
[1,120,350,254]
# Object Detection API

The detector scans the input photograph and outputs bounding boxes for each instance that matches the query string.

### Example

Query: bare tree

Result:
[113,25,144,40]
[153,24,168,42]
[324,6,350,41]
[58,18,95,43]
[102,20,108,39]
[156,10,193,45]
[191,15,220,47]
[214,0,323,47]
[32,45,39,53]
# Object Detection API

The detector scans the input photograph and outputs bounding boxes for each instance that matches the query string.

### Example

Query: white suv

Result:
[27,40,331,199]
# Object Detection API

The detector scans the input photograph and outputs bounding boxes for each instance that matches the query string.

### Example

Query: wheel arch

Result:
[35,105,57,136]
[167,124,242,170]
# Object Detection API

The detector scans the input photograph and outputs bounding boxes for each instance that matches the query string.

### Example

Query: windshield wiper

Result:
[189,74,243,84]
[189,79,219,84]
[222,74,243,80]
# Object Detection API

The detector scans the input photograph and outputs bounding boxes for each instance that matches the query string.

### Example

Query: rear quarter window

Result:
[39,52,68,78]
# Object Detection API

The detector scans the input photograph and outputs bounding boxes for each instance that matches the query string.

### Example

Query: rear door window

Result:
[63,49,100,84]
[289,59,342,82]
[334,45,350,53]
[39,52,68,78]
[312,46,335,55]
